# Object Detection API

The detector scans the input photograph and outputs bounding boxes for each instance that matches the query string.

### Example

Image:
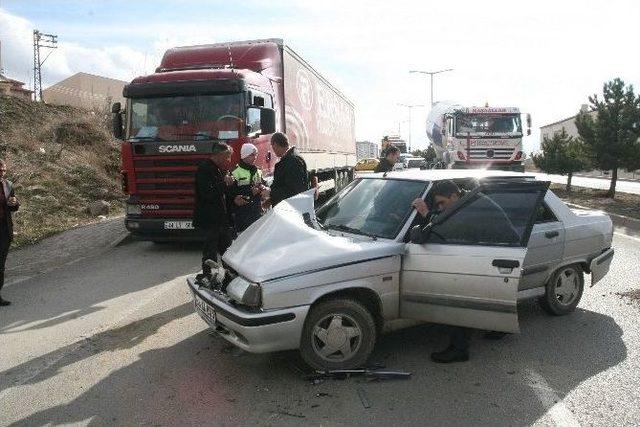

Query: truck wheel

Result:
[538,265,584,316]
[300,298,377,370]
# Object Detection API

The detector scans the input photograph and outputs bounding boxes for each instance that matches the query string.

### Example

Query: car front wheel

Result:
[300,298,377,370]
[538,265,584,316]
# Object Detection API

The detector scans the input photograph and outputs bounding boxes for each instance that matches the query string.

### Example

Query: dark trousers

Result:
[0,228,10,295]
[201,226,233,275]
[449,326,470,351]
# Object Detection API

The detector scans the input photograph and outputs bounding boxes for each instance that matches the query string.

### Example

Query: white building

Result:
[356,140,379,159]
[43,72,127,112]
[540,105,596,142]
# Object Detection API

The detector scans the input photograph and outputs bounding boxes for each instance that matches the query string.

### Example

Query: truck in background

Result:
[112,39,356,240]
[426,102,531,172]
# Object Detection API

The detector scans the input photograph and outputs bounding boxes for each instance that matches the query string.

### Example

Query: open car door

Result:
[400,180,550,333]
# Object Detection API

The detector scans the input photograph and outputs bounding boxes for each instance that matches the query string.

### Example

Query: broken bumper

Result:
[187,276,309,353]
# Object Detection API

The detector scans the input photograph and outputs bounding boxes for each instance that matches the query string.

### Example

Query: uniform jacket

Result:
[193,160,232,229]
[270,148,309,206]
[230,161,265,232]
[1,180,19,242]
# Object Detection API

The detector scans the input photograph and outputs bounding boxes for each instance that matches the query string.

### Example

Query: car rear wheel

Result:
[300,298,376,370]
[538,265,584,316]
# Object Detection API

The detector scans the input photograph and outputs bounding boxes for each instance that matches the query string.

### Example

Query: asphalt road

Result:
[1,232,639,426]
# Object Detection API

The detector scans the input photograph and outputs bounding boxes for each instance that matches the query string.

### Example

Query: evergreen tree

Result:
[533,128,589,192]
[575,78,640,197]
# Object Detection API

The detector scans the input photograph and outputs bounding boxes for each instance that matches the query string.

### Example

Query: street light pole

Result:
[409,69,453,107]
[397,103,424,152]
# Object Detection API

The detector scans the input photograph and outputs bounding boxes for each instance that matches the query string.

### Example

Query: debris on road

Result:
[305,368,412,382]
[357,387,371,409]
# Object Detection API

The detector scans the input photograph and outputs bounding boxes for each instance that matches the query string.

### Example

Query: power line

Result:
[33,29,58,102]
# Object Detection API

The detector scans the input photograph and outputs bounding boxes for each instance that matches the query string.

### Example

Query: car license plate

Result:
[164,220,193,230]
[194,294,216,325]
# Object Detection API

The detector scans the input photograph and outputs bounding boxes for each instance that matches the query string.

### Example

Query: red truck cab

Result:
[113,41,280,240]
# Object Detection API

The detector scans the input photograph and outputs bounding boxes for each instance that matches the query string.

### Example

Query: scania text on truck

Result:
[112,38,356,240]
[426,102,531,172]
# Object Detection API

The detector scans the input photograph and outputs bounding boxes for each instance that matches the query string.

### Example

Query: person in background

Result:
[231,143,267,233]
[193,143,235,282]
[375,145,400,173]
[0,159,19,307]
[262,132,309,207]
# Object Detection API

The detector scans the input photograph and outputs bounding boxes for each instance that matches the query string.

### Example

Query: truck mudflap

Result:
[590,248,614,287]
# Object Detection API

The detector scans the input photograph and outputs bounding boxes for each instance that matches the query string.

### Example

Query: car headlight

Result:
[126,203,142,215]
[227,276,262,307]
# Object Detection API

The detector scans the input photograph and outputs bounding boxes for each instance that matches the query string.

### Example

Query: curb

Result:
[565,202,640,237]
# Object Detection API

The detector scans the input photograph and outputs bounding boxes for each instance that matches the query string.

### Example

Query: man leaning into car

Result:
[411,180,511,363]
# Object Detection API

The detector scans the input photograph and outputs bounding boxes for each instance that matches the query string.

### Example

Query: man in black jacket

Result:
[0,160,19,307]
[374,145,400,173]
[193,143,235,278]
[263,132,309,207]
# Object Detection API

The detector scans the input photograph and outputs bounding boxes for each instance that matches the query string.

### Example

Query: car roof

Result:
[359,169,535,182]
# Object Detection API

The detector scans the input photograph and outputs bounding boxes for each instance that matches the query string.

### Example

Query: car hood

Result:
[223,190,405,283]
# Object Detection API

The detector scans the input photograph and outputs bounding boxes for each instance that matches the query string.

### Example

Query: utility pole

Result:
[409,69,453,107]
[33,30,58,102]
[397,103,424,152]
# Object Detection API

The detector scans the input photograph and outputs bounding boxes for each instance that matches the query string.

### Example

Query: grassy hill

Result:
[0,96,123,247]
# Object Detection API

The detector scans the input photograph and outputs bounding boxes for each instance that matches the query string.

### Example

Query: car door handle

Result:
[545,231,559,239]
[492,259,520,269]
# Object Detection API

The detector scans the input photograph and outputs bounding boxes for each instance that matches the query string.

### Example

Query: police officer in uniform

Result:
[231,143,266,233]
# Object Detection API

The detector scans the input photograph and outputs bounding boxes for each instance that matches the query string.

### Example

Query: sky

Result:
[1,0,639,153]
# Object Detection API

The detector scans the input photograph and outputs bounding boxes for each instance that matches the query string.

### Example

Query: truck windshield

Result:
[128,93,244,141]
[455,114,522,136]
[317,178,428,239]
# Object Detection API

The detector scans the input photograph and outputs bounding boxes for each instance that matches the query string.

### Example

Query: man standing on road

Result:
[411,180,512,363]
[193,143,235,281]
[0,159,19,307]
[262,132,309,207]
[375,145,400,173]
[231,143,267,233]
[412,180,470,363]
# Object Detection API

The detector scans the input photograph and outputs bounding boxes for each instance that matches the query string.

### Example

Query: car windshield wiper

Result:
[325,224,377,240]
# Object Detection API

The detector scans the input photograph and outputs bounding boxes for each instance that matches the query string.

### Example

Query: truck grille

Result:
[132,155,207,216]
[467,148,514,160]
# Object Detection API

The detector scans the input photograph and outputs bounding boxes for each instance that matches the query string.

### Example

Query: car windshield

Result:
[455,114,522,135]
[128,93,244,141]
[317,178,428,239]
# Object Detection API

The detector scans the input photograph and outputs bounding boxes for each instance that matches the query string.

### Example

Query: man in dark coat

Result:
[374,145,400,173]
[0,159,19,307]
[193,143,235,279]
[263,132,309,207]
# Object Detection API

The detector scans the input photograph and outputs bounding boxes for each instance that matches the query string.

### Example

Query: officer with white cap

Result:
[230,143,266,233]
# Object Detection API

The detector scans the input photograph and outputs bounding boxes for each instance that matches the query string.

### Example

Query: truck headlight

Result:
[126,203,142,215]
[227,277,262,307]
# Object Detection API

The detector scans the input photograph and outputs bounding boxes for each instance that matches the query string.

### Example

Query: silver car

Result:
[187,170,614,370]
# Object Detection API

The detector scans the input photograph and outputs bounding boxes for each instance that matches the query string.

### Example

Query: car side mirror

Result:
[260,108,276,135]
[112,107,124,140]
[111,102,121,114]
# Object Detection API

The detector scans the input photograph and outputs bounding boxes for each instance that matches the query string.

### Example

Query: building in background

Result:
[0,73,32,101]
[356,140,380,159]
[540,105,596,142]
[43,72,127,112]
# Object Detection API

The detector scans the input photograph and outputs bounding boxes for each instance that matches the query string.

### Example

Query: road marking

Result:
[614,231,640,243]
[526,369,581,427]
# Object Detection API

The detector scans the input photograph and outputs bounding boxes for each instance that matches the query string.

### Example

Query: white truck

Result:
[426,102,531,172]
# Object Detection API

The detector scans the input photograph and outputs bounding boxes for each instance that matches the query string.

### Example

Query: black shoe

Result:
[0,298,11,307]
[483,331,508,340]
[431,345,469,363]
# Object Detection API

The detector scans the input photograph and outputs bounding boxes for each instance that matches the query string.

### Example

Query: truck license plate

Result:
[194,294,216,326]
[164,220,193,230]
